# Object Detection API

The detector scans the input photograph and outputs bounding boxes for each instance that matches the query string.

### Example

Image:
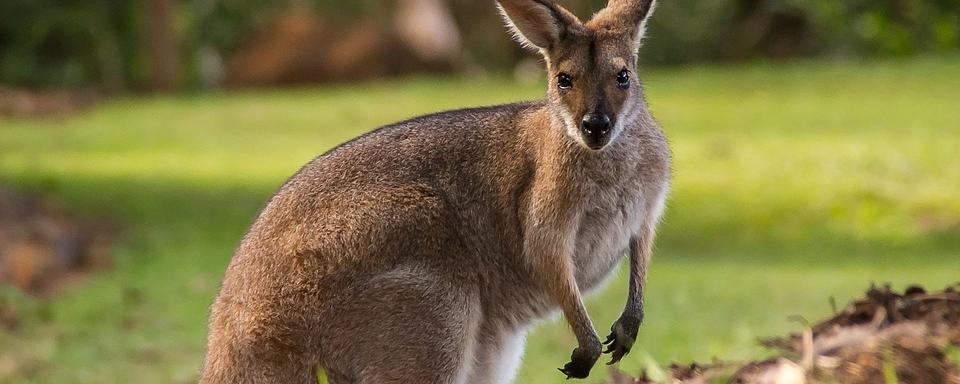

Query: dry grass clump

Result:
[613,284,960,384]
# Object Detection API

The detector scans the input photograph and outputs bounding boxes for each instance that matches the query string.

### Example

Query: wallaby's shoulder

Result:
[391,100,544,131]
[326,100,545,156]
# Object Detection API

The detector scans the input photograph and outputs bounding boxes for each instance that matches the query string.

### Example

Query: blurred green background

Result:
[2,0,959,90]
[1,0,959,383]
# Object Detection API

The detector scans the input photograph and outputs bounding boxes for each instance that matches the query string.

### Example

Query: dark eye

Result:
[616,69,630,89]
[557,73,573,90]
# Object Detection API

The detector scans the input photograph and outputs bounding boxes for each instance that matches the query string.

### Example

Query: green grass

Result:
[1,56,959,383]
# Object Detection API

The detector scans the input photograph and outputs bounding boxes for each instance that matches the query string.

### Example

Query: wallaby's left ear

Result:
[590,0,658,51]
[496,0,582,52]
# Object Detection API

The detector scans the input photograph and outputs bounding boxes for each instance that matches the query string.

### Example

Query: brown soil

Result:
[0,87,98,119]
[613,284,960,384]
[0,185,114,296]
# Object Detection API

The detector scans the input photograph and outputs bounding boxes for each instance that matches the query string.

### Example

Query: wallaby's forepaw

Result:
[603,314,641,365]
[558,343,600,379]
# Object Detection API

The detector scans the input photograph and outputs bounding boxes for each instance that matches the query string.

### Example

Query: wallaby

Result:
[200,0,670,382]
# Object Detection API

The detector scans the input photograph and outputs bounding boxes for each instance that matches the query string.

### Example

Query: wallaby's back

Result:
[237,101,541,269]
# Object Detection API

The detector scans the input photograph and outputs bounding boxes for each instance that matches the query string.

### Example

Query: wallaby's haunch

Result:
[201,0,670,382]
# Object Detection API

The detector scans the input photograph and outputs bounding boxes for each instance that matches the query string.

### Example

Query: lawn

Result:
[1,57,958,383]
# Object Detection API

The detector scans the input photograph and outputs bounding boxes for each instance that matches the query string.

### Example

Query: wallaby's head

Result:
[497,0,657,150]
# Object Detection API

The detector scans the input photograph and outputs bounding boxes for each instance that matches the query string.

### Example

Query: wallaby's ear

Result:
[497,0,581,51]
[591,0,657,51]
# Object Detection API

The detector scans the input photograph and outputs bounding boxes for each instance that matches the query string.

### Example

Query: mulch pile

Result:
[611,284,960,384]
[0,185,114,296]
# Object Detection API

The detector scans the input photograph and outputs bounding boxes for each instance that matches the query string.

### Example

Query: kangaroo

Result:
[200,0,669,382]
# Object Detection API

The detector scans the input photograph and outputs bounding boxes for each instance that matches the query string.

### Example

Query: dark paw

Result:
[603,315,641,365]
[558,344,600,379]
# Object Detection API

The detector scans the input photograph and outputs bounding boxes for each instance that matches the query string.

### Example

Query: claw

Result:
[607,353,622,365]
[603,316,640,365]
[558,345,600,379]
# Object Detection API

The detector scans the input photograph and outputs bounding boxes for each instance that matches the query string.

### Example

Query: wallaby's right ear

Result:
[497,0,580,51]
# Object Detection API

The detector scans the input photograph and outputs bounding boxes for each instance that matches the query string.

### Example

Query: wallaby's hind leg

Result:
[201,326,317,384]
[320,265,480,384]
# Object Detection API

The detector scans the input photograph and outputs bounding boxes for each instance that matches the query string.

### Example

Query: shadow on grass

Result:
[4,168,957,272]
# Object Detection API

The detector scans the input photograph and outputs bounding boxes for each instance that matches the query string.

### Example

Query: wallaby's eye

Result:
[616,69,630,89]
[557,73,573,90]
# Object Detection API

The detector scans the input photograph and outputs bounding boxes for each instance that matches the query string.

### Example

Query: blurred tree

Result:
[145,0,180,92]
[0,0,957,91]
[0,0,129,90]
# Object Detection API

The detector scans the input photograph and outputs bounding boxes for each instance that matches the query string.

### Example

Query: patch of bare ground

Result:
[612,284,960,384]
[0,87,98,119]
[0,184,115,297]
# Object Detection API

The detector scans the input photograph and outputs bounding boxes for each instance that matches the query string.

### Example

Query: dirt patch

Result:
[613,284,960,384]
[0,185,114,296]
[0,87,99,119]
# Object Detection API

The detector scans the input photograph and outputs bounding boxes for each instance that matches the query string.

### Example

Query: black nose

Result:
[581,114,611,148]
[581,114,611,136]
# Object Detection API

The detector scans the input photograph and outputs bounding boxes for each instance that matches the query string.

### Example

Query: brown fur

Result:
[201,1,669,382]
